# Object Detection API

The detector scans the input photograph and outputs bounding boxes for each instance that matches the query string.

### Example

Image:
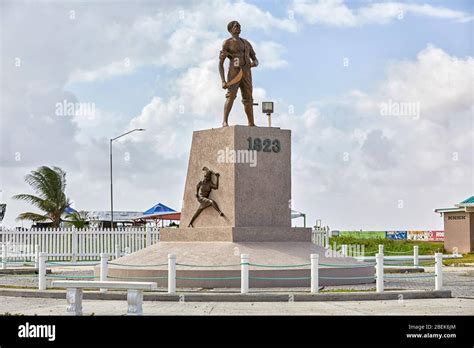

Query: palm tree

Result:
[65,210,89,229]
[12,166,71,228]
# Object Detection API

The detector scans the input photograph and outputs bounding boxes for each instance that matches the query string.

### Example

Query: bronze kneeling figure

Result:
[188,167,224,228]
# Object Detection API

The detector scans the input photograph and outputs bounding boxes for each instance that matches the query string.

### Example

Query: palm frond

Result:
[12,193,46,208]
[16,212,50,222]
[65,211,89,228]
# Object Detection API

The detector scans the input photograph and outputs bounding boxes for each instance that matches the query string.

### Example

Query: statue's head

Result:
[227,20,241,35]
[202,166,212,180]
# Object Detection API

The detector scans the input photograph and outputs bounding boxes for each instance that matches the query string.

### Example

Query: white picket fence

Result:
[312,226,330,247]
[0,228,159,262]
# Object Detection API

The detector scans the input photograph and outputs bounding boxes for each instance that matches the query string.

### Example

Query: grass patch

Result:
[442,253,474,266]
[0,284,37,289]
[328,236,444,255]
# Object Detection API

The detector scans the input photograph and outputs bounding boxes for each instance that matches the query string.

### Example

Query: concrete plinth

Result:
[161,125,313,242]
[102,242,375,288]
[178,125,292,229]
[160,227,311,242]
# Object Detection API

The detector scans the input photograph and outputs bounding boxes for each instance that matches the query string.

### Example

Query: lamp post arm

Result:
[109,128,144,231]
[111,129,140,142]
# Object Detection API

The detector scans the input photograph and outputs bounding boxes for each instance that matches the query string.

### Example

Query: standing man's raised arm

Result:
[219,41,228,89]
[249,42,258,68]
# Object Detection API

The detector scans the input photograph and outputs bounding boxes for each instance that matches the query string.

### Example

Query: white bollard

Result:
[435,252,443,291]
[1,243,7,270]
[375,252,384,293]
[341,244,348,257]
[115,244,120,259]
[241,254,249,294]
[168,254,176,294]
[378,244,384,255]
[38,252,47,290]
[100,253,108,293]
[66,288,83,316]
[127,289,144,315]
[34,244,39,269]
[310,254,319,294]
[413,245,419,267]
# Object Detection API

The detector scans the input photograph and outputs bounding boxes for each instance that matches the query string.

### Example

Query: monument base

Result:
[104,126,375,288]
[160,226,312,242]
[101,242,375,288]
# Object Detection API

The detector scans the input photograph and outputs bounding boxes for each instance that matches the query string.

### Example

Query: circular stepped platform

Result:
[98,242,375,288]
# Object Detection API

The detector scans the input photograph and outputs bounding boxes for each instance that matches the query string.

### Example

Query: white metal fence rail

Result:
[0,228,159,262]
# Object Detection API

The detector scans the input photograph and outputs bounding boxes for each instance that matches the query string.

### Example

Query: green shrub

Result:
[328,236,444,255]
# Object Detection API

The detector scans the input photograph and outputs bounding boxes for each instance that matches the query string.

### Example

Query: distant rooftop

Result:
[456,196,474,207]
[435,195,474,214]
[88,211,143,222]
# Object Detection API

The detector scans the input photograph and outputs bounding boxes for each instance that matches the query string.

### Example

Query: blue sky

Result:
[1,0,473,230]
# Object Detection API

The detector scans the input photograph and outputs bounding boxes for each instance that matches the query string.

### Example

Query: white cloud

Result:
[281,44,473,229]
[293,0,357,26]
[257,41,288,69]
[68,60,137,83]
[292,0,473,27]
[62,1,295,83]
[380,45,474,121]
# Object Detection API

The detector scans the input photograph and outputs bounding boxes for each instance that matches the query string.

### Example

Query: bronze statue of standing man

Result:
[219,21,259,127]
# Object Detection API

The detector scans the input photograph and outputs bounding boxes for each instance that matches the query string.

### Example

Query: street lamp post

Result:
[262,101,274,127]
[110,128,145,230]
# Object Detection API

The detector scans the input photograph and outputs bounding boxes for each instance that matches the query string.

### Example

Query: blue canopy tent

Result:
[143,203,176,215]
[64,207,77,215]
[135,203,181,227]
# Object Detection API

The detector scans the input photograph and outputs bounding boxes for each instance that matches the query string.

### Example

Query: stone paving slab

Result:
[0,296,473,316]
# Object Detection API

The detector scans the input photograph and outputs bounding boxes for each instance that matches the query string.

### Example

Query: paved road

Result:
[0,296,473,315]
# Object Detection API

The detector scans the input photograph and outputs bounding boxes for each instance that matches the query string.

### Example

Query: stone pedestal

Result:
[164,125,310,240]
[160,226,310,242]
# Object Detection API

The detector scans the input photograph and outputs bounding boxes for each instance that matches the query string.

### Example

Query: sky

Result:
[0,0,473,230]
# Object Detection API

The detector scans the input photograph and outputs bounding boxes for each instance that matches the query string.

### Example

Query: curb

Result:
[0,269,52,275]
[0,288,451,302]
